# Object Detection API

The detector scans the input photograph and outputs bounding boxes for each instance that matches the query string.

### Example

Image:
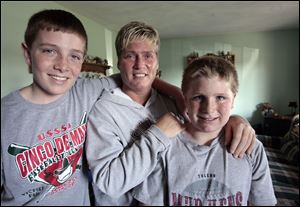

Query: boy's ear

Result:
[231,94,236,109]
[21,43,32,68]
[117,60,120,71]
[184,96,189,106]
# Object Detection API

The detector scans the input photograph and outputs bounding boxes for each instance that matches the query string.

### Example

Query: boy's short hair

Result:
[24,9,88,53]
[115,21,160,58]
[181,55,239,95]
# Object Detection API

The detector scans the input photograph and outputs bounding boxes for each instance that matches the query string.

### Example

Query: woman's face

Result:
[118,39,159,95]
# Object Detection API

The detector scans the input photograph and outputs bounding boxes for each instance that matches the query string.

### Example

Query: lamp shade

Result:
[288,102,297,108]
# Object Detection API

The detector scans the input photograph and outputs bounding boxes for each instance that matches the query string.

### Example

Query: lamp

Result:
[288,101,297,115]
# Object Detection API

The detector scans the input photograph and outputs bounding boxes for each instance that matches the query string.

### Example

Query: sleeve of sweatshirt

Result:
[1,151,3,188]
[132,156,166,206]
[74,74,121,103]
[85,100,171,198]
[247,140,277,206]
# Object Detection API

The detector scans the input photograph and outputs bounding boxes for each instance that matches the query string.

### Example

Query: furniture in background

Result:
[187,51,200,64]
[263,115,293,137]
[81,62,110,76]
[257,114,299,206]
[186,51,235,65]
[257,134,298,206]
[81,55,110,78]
[288,101,298,116]
[206,51,235,65]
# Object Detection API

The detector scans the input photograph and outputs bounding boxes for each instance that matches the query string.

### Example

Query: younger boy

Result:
[133,56,277,206]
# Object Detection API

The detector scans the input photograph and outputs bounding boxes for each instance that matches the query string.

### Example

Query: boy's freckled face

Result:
[185,76,235,134]
[28,30,86,99]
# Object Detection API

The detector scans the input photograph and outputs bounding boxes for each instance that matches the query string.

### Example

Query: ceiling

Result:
[56,1,299,38]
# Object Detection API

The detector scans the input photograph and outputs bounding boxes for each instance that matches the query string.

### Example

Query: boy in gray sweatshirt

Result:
[133,56,277,206]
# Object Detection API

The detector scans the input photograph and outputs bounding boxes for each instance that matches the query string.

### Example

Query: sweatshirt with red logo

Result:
[1,77,117,206]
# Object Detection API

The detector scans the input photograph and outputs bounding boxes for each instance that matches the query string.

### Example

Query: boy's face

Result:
[118,39,158,94]
[184,75,235,134]
[23,29,85,100]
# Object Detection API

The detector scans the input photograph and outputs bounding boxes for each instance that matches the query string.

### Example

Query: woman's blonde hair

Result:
[115,21,160,58]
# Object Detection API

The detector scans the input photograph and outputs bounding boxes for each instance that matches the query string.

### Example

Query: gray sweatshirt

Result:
[86,88,179,206]
[1,77,117,206]
[133,132,277,206]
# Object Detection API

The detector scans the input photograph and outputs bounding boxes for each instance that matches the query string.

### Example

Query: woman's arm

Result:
[152,78,188,121]
[224,115,256,158]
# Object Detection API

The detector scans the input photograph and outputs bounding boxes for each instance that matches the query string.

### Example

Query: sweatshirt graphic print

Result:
[6,112,87,201]
[171,178,243,206]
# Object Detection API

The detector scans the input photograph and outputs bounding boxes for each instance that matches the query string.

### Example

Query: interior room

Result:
[1,1,299,206]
